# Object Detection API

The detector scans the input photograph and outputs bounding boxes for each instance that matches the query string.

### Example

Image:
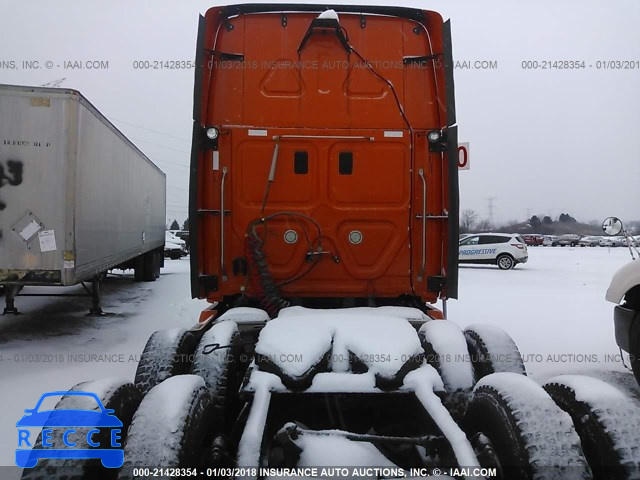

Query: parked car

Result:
[165,231,187,259]
[543,235,559,247]
[579,236,601,247]
[459,233,528,270]
[600,236,625,247]
[556,234,581,247]
[169,230,191,252]
[522,234,544,246]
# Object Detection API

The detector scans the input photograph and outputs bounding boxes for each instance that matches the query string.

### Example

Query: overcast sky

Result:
[2,0,639,226]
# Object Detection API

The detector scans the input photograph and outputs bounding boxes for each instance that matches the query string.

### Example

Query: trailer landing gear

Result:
[2,285,21,315]
[85,275,103,316]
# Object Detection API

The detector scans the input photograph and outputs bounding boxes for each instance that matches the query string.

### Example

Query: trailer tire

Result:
[464,324,526,381]
[142,251,157,282]
[191,321,240,428]
[465,373,590,480]
[544,375,640,477]
[21,379,142,480]
[133,256,144,282]
[134,328,199,396]
[154,251,161,278]
[119,375,213,478]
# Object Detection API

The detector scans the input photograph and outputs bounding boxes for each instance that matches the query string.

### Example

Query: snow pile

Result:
[296,433,397,472]
[278,306,429,322]
[218,307,269,323]
[474,373,590,476]
[255,309,423,382]
[237,370,280,468]
[403,366,478,470]
[317,9,339,21]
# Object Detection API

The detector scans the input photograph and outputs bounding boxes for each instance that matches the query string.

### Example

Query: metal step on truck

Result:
[0,85,166,315]
[23,4,640,480]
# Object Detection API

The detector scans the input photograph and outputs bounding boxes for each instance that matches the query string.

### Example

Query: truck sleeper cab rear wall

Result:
[189,4,459,309]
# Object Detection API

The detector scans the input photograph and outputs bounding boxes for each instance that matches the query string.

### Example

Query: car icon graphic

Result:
[16,391,123,469]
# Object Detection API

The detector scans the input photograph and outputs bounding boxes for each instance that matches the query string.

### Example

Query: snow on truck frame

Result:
[37,4,640,480]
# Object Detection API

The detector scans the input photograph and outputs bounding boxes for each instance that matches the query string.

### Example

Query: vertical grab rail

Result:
[220,166,228,281]
[418,168,426,281]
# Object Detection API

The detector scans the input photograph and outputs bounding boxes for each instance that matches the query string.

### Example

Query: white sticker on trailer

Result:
[64,260,75,269]
[19,219,42,242]
[38,229,57,252]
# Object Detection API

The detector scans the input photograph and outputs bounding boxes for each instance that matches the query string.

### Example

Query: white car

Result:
[459,233,528,270]
[600,236,625,247]
[165,231,187,259]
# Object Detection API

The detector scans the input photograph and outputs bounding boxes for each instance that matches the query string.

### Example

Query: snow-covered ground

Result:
[1,247,639,473]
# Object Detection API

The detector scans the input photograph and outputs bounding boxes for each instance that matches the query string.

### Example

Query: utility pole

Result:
[487,197,495,226]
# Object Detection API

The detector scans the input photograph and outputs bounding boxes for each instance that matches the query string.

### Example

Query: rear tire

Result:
[544,375,640,478]
[418,320,475,392]
[465,373,590,480]
[497,254,515,270]
[142,252,157,282]
[191,321,241,428]
[119,375,213,479]
[133,256,144,282]
[464,324,526,381]
[21,379,142,480]
[134,328,199,395]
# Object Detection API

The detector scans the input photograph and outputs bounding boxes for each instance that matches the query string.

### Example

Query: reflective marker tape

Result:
[248,129,268,136]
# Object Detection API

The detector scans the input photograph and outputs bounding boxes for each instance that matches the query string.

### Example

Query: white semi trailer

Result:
[0,84,166,314]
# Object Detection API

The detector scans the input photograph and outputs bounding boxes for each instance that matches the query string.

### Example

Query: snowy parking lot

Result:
[1,247,639,474]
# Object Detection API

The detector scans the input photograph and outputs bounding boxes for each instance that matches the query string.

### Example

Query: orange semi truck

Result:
[188,4,459,313]
[33,5,640,479]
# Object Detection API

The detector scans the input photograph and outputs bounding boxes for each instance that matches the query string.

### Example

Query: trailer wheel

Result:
[154,251,161,278]
[21,379,142,480]
[191,321,241,428]
[142,251,157,282]
[465,373,590,480]
[464,324,526,381]
[544,375,640,477]
[133,256,144,282]
[134,328,199,395]
[119,375,213,478]
[418,320,475,392]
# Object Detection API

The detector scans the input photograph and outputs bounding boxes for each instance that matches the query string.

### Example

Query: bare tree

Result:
[476,218,493,232]
[460,209,478,233]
